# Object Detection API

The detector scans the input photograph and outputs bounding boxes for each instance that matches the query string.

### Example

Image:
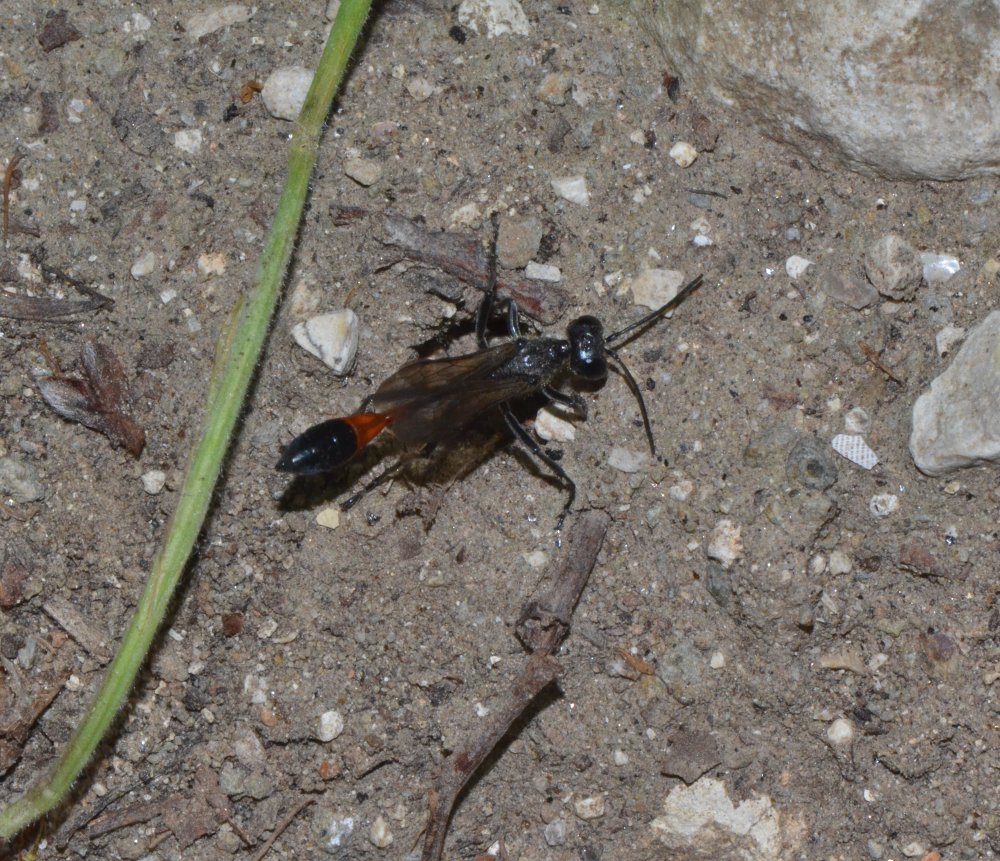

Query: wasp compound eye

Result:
[567,315,607,380]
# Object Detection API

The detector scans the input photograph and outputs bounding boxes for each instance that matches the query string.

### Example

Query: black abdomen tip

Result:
[277,418,360,475]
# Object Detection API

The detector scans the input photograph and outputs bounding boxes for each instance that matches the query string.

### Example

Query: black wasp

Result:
[278,239,703,526]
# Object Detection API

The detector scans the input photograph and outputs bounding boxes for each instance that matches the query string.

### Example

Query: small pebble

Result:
[865,234,921,300]
[343,157,382,187]
[0,457,45,503]
[261,66,313,121]
[522,550,548,568]
[315,812,355,851]
[497,217,543,268]
[869,494,899,517]
[626,268,685,311]
[612,749,629,765]
[573,795,605,820]
[448,202,481,230]
[935,324,965,357]
[369,816,393,849]
[173,129,202,154]
[710,651,725,669]
[668,141,698,167]
[186,4,252,40]
[706,519,743,568]
[291,310,359,375]
[785,255,814,279]
[607,447,646,473]
[405,76,435,101]
[130,250,156,279]
[551,175,590,206]
[820,269,879,309]
[316,507,341,529]
[543,819,567,846]
[844,406,871,434]
[197,252,227,277]
[901,842,926,858]
[827,717,854,746]
[537,72,572,104]
[786,435,838,489]
[828,550,853,575]
[317,710,345,742]
[920,252,961,284]
[457,0,531,37]
[535,406,576,442]
[141,470,166,495]
[525,261,561,282]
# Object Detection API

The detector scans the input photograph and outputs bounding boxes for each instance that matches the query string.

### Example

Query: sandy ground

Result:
[2,2,999,859]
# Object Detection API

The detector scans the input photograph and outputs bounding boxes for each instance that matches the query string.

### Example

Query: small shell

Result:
[831,434,878,470]
[291,310,359,375]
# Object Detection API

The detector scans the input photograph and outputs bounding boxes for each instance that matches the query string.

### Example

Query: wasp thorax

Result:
[567,315,607,379]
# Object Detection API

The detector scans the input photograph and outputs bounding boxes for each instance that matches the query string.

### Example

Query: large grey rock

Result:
[911,311,1000,475]
[639,0,1000,180]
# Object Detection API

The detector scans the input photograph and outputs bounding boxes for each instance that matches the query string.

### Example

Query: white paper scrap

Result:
[832,434,878,470]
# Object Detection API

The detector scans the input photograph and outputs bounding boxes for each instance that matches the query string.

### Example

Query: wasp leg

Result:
[476,214,502,348]
[501,403,575,528]
[507,295,522,338]
[540,385,587,419]
[340,444,436,511]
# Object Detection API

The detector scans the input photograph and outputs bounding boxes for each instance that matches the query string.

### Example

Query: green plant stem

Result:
[0,0,372,840]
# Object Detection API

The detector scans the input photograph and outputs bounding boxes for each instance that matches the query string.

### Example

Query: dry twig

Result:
[421,510,610,861]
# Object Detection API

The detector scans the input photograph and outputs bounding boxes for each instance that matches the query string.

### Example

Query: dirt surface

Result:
[2,2,999,859]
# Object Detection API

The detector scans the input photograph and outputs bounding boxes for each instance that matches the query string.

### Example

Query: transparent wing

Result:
[372,342,536,446]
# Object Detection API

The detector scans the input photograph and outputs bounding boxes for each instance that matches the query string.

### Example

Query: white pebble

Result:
[316,507,341,529]
[551,175,590,206]
[543,819,567,846]
[141,470,166,495]
[626,268,685,311]
[920,252,961,284]
[173,129,202,154]
[607,447,647,473]
[343,157,382,187]
[318,709,345,742]
[785,255,815,279]
[524,261,561,282]
[197,251,227,276]
[668,141,698,167]
[828,550,852,575]
[369,815,393,849]
[710,651,725,669]
[261,66,314,121]
[831,433,878,470]
[706,519,743,568]
[843,406,871,434]
[535,406,576,442]
[457,0,530,37]
[186,4,252,40]
[291,309,359,375]
[405,76,436,101]
[160,289,177,304]
[826,717,854,746]
[935,324,966,357]
[522,550,548,569]
[869,493,899,517]
[448,202,481,230]
[573,795,605,820]
[612,749,629,765]
[130,251,156,279]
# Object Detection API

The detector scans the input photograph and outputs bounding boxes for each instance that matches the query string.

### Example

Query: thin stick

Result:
[421,510,610,861]
[250,796,314,861]
[0,0,372,839]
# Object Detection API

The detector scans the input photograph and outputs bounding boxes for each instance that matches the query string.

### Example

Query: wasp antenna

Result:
[606,346,657,456]
[606,274,704,346]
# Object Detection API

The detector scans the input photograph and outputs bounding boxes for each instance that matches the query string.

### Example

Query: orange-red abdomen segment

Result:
[276,413,392,474]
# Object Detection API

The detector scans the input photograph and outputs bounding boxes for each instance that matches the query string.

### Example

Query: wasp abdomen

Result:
[277,414,390,474]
